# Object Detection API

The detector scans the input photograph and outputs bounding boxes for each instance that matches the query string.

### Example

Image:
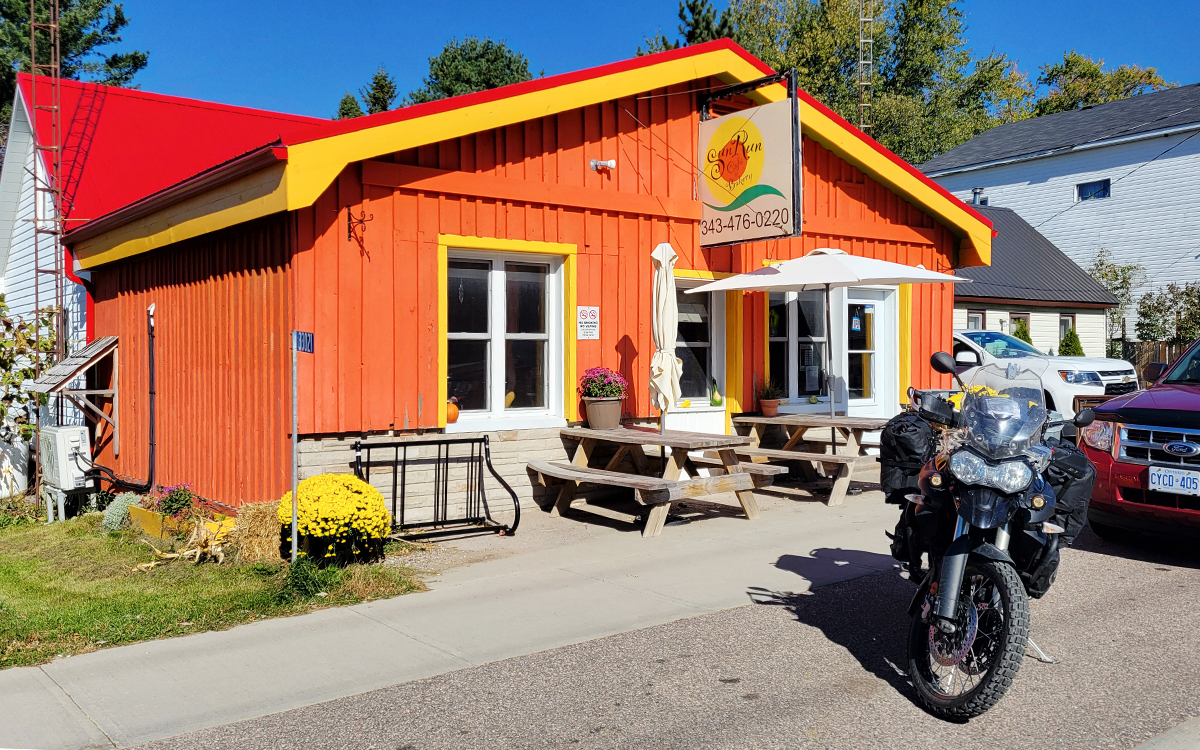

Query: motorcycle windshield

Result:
[959,363,1047,460]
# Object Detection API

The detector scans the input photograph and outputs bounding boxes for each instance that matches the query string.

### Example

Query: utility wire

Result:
[1034,127,1200,229]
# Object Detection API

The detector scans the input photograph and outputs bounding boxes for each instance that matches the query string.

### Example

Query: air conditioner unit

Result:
[39,425,90,490]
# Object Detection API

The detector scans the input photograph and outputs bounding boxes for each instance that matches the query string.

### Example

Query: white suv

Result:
[952,330,1137,417]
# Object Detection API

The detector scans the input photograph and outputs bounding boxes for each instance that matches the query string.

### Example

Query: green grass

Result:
[0,513,423,669]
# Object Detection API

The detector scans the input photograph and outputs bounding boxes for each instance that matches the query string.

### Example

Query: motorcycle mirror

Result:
[1073,408,1096,429]
[930,352,957,375]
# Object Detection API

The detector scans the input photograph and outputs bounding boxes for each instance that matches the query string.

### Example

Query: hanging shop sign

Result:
[698,97,797,246]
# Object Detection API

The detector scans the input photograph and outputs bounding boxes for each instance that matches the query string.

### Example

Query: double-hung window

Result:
[676,289,713,402]
[768,290,827,399]
[446,255,559,423]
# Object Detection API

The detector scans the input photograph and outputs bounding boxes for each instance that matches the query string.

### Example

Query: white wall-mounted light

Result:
[590,159,616,172]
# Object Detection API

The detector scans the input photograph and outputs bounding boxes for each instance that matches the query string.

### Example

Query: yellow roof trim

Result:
[74,43,990,270]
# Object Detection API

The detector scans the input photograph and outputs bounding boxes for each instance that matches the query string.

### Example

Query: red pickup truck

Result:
[1080,340,1200,540]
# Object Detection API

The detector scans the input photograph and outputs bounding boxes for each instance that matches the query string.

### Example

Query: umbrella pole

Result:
[825,283,836,454]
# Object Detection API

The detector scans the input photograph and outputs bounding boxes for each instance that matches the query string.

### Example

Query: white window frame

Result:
[770,290,829,407]
[674,279,725,412]
[445,249,565,432]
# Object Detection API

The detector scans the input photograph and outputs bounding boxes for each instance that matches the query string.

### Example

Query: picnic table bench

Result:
[529,426,781,537]
[732,414,889,506]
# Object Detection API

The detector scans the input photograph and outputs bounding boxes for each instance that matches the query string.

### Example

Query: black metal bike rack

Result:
[353,435,519,539]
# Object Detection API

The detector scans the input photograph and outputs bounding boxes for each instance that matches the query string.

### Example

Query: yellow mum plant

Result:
[277,474,391,563]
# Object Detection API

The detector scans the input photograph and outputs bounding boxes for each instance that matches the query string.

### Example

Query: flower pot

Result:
[128,505,191,539]
[760,399,781,417]
[582,396,623,429]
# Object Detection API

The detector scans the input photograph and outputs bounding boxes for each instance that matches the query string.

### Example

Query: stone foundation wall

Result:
[298,429,577,526]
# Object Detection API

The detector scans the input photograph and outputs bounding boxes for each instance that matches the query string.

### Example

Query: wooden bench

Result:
[733,447,876,507]
[529,459,761,537]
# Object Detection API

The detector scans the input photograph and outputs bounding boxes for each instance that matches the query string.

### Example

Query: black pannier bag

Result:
[880,411,938,505]
[1043,437,1096,546]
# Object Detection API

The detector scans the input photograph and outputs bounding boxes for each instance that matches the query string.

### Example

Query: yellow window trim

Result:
[899,284,912,403]
[724,290,743,434]
[437,234,579,428]
[673,269,736,280]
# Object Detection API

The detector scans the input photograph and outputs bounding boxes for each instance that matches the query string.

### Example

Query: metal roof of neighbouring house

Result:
[920,83,1200,175]
[954,205,1117,307]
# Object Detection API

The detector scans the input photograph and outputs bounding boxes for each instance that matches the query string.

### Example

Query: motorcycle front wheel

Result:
[907,559,1030,720]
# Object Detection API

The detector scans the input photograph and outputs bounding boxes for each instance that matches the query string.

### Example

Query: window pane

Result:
[505,339,546,409]
[676,290,710,344]
[448,340,489,411]
[769,340,789,394]
[768,293,788,339]
[797,290,825,337]
[506,263,547,334]
[967,312,983,330]
[1077,179,1110,201]
[448,260,490,334]
[677,344,710,399]
[848,352,873,399]
[798,342,826,396]
[847,303,874,351]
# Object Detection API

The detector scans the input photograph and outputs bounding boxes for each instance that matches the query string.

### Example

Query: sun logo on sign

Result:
[703,116,784,212]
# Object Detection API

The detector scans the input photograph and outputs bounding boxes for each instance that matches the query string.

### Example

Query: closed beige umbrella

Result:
[649,242,682,434]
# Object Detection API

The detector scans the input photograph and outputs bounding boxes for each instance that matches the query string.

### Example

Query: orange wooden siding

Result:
[92,215,292,505]
[293,85,955,436]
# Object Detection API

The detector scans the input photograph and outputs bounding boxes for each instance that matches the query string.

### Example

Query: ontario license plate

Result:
[1148,466,1200,496]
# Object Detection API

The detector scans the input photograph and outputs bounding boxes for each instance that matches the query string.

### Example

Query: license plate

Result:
[1148,466,1200,496]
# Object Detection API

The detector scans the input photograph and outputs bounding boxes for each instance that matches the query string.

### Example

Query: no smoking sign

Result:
[577,306,599,340]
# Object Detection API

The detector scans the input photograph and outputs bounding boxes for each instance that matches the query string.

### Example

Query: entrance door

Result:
[842,287,897,420]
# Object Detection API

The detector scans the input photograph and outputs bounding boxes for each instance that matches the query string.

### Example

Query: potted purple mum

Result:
[579,367,628,429]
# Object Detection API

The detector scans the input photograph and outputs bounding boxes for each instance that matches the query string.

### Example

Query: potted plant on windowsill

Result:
[579,367,628,429]
[757,380,786,418]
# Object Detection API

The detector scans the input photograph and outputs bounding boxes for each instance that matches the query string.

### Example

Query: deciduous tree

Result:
[1034,51,1170,117]
[1086,248,1143,357]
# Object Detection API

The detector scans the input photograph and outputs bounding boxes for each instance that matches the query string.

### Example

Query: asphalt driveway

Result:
[134,527,1200,750]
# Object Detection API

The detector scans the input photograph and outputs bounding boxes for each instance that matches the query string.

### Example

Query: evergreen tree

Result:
[1011,317,1033,345]
[0,0,149,148]
[335,92,364,120]
[638,0,736,55]
[359,65,398,115]
[1034,51,1170,117]
[1059,327,1085,356]
[405,37,533,105]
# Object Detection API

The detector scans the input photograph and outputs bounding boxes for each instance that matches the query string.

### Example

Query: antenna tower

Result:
[857,0,875,133]
[28,0,66,504]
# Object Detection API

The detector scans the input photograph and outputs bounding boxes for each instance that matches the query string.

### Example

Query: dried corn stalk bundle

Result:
[229,499,282,563]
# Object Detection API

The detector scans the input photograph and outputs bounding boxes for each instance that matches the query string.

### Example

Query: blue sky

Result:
[121,1,1200,118]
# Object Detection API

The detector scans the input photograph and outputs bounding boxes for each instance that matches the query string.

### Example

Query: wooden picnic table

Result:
[732,414,889,505]
[529,426,781,537]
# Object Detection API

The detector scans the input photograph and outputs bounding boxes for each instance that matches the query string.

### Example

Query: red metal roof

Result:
[17,73,326,228]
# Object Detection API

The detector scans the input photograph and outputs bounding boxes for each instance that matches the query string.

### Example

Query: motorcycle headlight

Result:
[950,450,987,485]
[990,460,1033,494]
[1059,370,1102,386]
[1080,420,1114,451]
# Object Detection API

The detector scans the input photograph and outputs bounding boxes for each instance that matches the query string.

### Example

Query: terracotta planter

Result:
[760,399,781,417]
[582,396,623,429]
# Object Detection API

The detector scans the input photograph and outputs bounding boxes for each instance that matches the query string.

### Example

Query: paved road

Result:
[136,528,1200,750]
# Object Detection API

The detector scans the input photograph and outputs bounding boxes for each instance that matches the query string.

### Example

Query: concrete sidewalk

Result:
[0,489,899,750]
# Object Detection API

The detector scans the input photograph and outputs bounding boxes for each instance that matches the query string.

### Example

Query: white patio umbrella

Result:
[650,242,683,436]
[686,248,968,444]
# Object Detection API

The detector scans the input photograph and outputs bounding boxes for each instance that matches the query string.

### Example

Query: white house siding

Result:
[0,94,87,493]
[932,130,1200,340]
[954,303,1107,357]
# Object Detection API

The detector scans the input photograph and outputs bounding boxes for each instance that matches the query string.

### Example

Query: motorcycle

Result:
[896,352,1094,719]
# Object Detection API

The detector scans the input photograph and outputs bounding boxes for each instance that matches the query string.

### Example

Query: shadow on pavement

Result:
[748,556,922,709]
[1071,524,1200,570]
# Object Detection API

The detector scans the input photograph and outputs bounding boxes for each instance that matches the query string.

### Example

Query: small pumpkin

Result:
[446,397,460,424]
